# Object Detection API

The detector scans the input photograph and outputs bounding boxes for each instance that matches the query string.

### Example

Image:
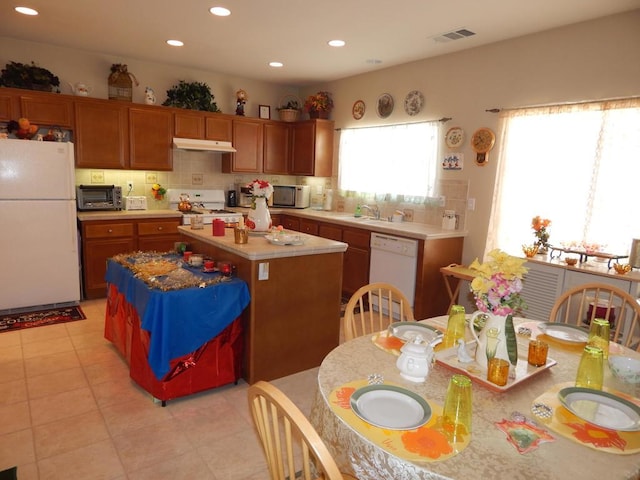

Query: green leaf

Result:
[505,314,518,366]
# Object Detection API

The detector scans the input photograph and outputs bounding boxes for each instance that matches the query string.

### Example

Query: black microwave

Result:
[272,185,311,208]
[76,185,123,211]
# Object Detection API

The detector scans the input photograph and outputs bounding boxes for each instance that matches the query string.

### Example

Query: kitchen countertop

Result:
[76,209,182,221]
[178,226,347,261]
[525,253,640,283]
[234,207,467,240]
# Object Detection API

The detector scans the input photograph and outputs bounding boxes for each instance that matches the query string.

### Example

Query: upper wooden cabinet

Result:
[129,106,173,170]
[20,93,74,128]
[291,119,334,177]
[221,119,264,173]
[0,87,74,127]
[173,110,232,142]
[75,99,129,169]
[263,122,291,174]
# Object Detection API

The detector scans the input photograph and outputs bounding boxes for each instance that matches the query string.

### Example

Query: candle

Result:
[238,216,244,229]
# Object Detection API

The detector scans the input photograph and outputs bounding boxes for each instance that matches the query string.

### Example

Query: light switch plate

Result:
[258,262,269,280]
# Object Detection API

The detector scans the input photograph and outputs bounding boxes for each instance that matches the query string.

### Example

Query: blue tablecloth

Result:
[105,259,250,380]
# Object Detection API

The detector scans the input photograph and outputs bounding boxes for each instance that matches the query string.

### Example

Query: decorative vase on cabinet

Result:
[246,197,272,232]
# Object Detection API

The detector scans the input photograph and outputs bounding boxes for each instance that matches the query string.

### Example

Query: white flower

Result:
[248,179,273,198]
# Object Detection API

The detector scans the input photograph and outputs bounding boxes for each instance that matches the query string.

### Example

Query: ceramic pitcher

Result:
[468,311,517,371]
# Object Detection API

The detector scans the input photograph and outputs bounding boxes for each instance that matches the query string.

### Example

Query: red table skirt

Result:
[105,285,244,402]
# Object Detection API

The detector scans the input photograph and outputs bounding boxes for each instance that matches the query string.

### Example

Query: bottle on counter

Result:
[354,204,362,217]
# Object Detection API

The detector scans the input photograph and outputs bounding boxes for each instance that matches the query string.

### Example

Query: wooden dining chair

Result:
[343,282,415,342]
[548,282,640,349]
[248,381,357,480]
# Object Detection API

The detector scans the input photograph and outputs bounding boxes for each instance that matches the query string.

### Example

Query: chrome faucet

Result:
[361,204,381,220]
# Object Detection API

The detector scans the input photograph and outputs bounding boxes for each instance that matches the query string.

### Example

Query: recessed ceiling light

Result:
[15,6,38,15]
[209,6,231,16]
[269,62,283,68]
[366,59,382,64]
[167,40,184,47]
[328,40,345,47]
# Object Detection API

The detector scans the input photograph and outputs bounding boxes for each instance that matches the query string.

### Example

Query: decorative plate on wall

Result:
[377,93,394,118]
[404,90,425,116]
[445,127,465,149]
[352,100,365,120]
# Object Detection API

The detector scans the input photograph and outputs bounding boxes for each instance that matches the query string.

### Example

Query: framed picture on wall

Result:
[259,105,271,119]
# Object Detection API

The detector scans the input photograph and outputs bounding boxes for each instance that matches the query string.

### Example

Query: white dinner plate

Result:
[264,234,305,246]
[388,322,443,343]
[558,387,640,431]
[538,322,589,343]
[350,385,431,430]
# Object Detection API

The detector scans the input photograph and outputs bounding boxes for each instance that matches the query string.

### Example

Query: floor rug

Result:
[0,306,86,333]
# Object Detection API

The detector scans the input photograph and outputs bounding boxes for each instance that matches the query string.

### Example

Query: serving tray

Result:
[435,341,557,393]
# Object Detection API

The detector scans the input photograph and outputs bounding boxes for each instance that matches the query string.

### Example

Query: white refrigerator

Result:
[0,139,80,312]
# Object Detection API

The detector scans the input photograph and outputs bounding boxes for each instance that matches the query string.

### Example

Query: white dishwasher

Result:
[369,232,419,316]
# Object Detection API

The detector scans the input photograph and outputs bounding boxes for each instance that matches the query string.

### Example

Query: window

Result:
[338,121,440,201]
[487,98,640,256]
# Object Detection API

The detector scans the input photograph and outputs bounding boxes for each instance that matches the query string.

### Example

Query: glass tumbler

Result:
[442,305,466,349]
[575,345,604,390]
[442,374,472,445]
[587,318,610,360]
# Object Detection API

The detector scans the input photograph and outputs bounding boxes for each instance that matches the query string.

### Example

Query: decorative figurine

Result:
[145,87,156,105]
[456,338,474,363]
[236,89,247,116]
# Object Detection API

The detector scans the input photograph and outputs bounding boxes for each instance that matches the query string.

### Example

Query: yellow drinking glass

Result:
[442,305,466,349]
[442,374,472,446]
[575,345,604,390]
[587,318,610,360]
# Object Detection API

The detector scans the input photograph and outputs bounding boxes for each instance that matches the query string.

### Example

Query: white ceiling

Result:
[2,0,639,86]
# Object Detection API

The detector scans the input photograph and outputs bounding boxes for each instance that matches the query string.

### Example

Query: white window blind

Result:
[338,122,440,200]
[487,98,640,256]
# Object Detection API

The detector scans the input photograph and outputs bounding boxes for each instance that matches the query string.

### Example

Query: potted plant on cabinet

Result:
[162,80,221,112]
[304,91,334,119]
[0,61,60,92]
[276,95,301,122]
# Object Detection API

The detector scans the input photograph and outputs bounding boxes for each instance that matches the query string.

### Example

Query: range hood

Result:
[173,137,236,153]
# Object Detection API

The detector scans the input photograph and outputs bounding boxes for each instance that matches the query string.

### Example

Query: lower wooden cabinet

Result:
[80,217,181,299]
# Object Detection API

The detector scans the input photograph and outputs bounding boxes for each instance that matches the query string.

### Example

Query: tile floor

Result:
[0,299,320,479]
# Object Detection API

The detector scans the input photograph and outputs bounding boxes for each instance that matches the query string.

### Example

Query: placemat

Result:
[532,381,640,454]
[329,379,470,462]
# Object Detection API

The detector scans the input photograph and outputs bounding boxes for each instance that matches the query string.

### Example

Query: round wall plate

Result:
[377,93,394,118]
[445,127,464,149]
[404,90,424,116]
[352,100,365,120]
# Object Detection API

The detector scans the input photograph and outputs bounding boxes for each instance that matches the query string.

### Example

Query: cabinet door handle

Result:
[157,226,163,231]
[108,228,113,233]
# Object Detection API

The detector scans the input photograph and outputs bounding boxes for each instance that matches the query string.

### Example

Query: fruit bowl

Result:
[609,356,640,384]
[522,244,539,258]
[613,263,632,275]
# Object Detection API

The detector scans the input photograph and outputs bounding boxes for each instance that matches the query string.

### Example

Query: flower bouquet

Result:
[247,179,274,199]
[531,216,551,253]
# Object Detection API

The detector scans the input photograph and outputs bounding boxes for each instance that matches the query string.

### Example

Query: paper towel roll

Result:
[629,238,640,268]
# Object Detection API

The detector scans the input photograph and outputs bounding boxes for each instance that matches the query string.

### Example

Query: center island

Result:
[178,226,348,383]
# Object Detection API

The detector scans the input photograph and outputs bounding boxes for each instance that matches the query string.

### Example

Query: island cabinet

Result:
[173,110,232,141]
[263,122,291,174]
[283,216,370,296]
[221,118,264,173]
[290,119,334,176]
[80,217,181,299]
[0,91,14,121]
[178,226,347,383]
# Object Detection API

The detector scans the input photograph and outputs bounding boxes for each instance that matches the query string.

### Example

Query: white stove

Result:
[167,189,242,225]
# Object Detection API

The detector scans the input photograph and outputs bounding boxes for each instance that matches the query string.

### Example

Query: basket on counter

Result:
[277,94,301,122]
[108,64,139,102]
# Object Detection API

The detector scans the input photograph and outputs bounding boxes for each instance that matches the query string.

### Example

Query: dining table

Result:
[310,315,640,480]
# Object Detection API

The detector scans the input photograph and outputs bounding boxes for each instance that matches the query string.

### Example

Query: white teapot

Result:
[396,334,434,383]
[69,82,92,96]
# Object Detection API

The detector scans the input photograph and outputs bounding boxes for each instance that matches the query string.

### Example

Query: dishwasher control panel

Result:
[370,233,418,257]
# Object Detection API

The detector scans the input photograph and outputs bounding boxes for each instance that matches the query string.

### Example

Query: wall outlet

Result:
[468,198,476,211]
[258,262,269,280]
[127,180,134,191]
[403,209,414,222]
[438,195,446,207]
[90,171,104,183]
[192,173,203,185]
[146,172,157,184]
